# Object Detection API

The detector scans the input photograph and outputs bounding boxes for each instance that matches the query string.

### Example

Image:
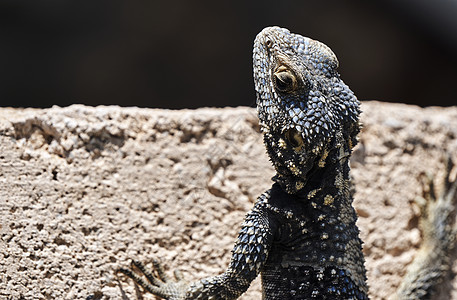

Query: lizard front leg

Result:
[119,196,275,299]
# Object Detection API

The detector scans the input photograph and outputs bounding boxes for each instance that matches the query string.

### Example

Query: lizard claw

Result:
[118,259,189,299]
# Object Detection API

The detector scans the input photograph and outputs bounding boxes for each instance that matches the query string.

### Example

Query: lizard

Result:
[118,26,457,299]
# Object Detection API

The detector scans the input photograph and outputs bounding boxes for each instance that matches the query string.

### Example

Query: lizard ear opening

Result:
[285,128,304,150]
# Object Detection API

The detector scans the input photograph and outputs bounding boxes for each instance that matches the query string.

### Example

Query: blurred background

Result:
[1,0,456,108]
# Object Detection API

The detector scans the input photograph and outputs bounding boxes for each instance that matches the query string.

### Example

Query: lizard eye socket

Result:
[274,69,297,92]
[265,38,273,48]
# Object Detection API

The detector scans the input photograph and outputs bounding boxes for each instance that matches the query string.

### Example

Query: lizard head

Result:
[253,26,361,193]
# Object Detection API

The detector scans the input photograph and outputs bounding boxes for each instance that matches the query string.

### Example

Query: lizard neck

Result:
[270,129,354,198]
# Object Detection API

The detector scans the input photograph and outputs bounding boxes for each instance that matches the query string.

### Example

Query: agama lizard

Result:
[119,26,457,299]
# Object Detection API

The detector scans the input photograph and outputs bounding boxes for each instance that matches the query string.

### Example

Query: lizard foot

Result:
[417,155,457,247]
[396,155,457,299]
[118,259,189,299]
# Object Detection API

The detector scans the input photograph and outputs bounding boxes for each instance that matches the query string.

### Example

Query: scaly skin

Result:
[118,27,456,300]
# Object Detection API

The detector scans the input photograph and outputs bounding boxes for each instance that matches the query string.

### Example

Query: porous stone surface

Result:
[0,102,456,300]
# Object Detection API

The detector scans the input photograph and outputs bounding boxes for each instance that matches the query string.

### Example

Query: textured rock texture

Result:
[1,102,456,300]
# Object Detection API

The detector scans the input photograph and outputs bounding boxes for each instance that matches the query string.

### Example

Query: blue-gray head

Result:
[253,27,361,193]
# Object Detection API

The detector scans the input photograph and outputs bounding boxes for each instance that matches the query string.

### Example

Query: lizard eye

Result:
[274,69,297,92]
[265,38,273,48]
